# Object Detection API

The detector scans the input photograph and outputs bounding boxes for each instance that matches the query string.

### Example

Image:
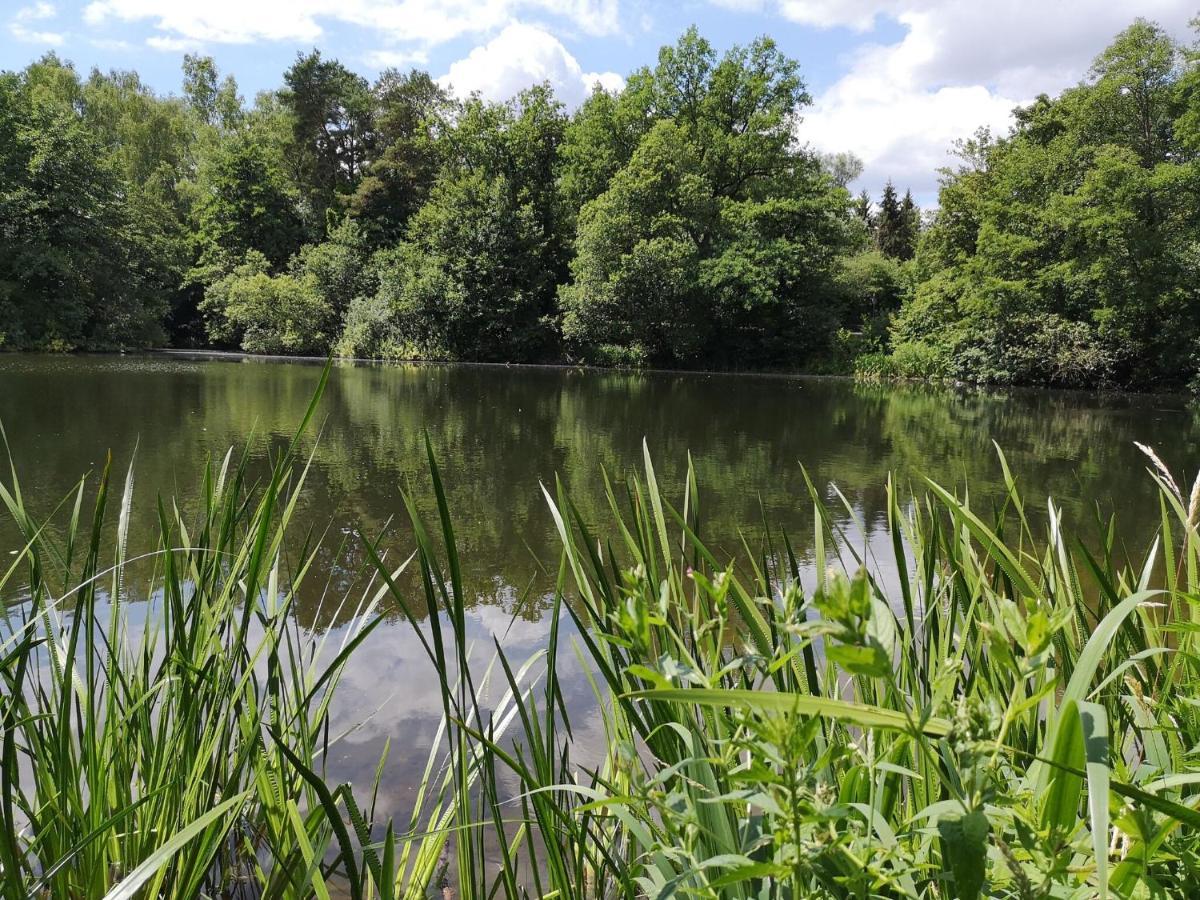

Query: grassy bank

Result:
[2,383,1199,897]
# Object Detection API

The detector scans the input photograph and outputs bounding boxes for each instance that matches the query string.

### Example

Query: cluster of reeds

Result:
[2,374,1199,897]
[0,376,457,898]
[378,439,1200,897]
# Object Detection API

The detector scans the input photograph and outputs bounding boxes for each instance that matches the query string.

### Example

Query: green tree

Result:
[182,54,242,129]
[560,121,715,365]
[280,50,374,231]
[348,69,451,245]
[891,18,1200,388]
[875,181,915,260]
[560,30,850,368]
[0,73,169,349]
[289,218,375,319]
[191,130,304,269]
[364,171,554,361]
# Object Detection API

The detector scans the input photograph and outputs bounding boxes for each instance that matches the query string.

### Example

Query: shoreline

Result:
[134,347,1200,403]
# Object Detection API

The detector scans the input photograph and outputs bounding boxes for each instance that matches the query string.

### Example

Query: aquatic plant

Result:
[365,439,1200,897]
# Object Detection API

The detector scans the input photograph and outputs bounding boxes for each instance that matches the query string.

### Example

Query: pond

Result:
[0,351,1195,818]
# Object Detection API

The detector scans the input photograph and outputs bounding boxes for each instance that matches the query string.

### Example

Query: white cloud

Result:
[788,0,1198,203]
[145,34,203,52]
[82,0,620,48]
[88,36,133,50]
[363,48,430,69]
[9,1,63,44]
[16,1,57,21]
[438,22,624,108]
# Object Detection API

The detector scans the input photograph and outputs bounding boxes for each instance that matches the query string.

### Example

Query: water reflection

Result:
[0,352,1194,814]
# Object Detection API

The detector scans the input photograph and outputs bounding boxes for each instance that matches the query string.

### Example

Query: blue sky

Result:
[3,0,1197,203]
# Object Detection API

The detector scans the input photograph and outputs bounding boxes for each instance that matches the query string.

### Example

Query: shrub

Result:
[199,252,334,354]
[952,312,1114,387]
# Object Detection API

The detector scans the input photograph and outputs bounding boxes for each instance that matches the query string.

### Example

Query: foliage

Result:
[4,17,1197,387]
[559,31,854,369]
[560,120,715,365]
[280,50,374,231]
[348,432,1200,898]
[836,249,908,340]
[199,251,335,354]
[6,382,1200,896]
[0,68,171,350]
[191,129,305,269]
[888,18,1200,389]
[0,376,370,897]
[363,171,555,361]
[347,68,451,245]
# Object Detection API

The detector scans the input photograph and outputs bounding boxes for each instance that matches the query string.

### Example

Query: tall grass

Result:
[368,439,1200,898]
[0,371,468,899]
[3,374,1199,897]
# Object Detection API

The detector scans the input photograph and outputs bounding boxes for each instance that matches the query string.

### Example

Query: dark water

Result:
[0,352,1196,814]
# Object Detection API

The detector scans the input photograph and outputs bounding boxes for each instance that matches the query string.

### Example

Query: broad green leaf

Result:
[938,809,988,900]
[630,687,951,736]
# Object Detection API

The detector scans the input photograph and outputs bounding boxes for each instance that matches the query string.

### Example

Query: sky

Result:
[2,0,1198,204]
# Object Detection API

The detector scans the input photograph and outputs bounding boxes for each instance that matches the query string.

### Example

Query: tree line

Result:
[1,17,1196,390]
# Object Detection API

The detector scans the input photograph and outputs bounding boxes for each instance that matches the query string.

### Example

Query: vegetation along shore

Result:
[3,16,1200,391]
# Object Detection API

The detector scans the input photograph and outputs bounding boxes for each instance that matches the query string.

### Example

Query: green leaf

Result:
[100,792,248,900]
[1043,699,1084,835]
[628,687,951,736]
[938,809,988,900]
[827,642,891,677]
[1080,701,1110,899]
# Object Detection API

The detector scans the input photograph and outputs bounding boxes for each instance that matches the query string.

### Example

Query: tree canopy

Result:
[6,17,1199,391]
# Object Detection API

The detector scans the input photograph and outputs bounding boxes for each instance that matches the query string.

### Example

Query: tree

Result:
[280,50,374,231]
[344,82,570,361]
[348,69,451,245]
[837,251,907,337]
[559,30,851,368]
[361,171,554,361]
[820,152,864,188]
[873,181,902,260]
[182,54,218,124]
[182,54,241,129]
[289,218,375,319]
[889,17,1200,388]
[0,73,170,349]
[192,130,304,269]
[899,190,919,259]
[560,121,715,365]
[1088,19,1181,166]
[852,190,872,227]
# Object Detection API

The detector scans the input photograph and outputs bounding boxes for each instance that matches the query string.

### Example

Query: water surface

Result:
[0,352,1194,814]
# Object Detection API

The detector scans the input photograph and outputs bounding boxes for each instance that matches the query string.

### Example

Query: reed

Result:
[361,438,1200,897]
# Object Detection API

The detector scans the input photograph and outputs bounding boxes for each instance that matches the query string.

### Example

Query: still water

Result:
[0,352,1195,815]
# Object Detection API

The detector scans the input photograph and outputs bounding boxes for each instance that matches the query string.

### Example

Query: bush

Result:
[288,218,376,318]
[890,339,951,379]
[199,252,334,354]
[952,312,1114,387]
[836,250,908,340]
[335,291,403,359]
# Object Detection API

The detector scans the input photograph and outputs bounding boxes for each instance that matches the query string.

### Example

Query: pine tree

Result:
[898,190,920,261]
[853,189,872,229]
[875,181,913,260]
